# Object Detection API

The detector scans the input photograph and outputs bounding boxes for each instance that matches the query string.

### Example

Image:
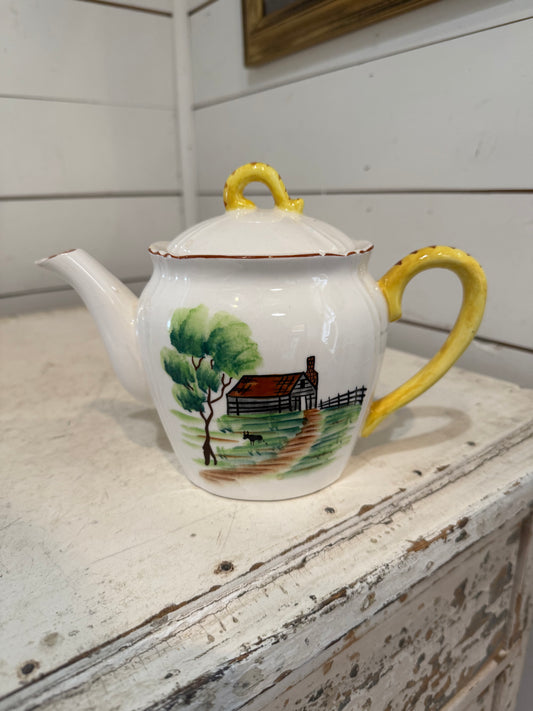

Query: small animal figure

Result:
[243,431,263,446]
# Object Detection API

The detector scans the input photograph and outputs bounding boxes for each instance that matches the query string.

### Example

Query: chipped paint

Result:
[357,489,406,517]
[407,517,469,553]
[452,580,467,609]
[361,593,376,611]
[489,562,513,604]
[265,517,526,711]
[233,666,264,697]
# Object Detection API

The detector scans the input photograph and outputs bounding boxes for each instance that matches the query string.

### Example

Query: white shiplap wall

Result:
[0,0,185,314]
[190,0,533,389]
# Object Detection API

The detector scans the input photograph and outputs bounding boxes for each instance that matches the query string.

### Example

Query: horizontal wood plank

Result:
[387,321,533,389]
[197,193,533,352]
[195,20,533,192]
[0,0,173,107]
[191,0,532,106]
[0,99,180,196]
[0,196,183,299]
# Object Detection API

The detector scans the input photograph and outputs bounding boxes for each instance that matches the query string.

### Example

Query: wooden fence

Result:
[319,386,367,410]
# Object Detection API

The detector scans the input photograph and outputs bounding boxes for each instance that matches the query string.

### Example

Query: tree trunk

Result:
[200,378,233,466]
[201,398,217,466]
[202,426,217,466]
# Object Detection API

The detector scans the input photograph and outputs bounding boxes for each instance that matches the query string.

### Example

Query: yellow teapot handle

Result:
[224,163,304,213]
[362,246,487,436]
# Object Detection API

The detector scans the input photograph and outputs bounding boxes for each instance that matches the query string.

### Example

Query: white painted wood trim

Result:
[172,0,198,226]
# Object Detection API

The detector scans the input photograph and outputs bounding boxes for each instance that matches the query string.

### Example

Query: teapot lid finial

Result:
[223,162,304,214]
[154,162,373,259]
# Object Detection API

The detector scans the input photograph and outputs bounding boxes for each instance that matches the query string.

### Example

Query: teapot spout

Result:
[37,249,152,405]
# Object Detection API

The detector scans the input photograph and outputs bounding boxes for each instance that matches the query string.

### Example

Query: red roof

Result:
[228,373,306,399]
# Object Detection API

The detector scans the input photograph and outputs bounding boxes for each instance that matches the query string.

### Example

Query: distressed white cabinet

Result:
[1,308,532,711]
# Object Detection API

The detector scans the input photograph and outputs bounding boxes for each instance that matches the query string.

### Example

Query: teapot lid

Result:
[152,163,373,259]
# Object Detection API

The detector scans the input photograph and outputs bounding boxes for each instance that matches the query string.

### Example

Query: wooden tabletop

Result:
[1,307,532,710]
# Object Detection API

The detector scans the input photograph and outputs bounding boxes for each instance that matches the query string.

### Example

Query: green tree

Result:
[161,305,262,465]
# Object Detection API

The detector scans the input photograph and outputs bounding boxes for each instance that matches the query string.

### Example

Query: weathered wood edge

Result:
[240,510,533,711]
[2,430,532,711]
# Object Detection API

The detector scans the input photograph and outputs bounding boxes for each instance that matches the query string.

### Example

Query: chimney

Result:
[306,356,318,387]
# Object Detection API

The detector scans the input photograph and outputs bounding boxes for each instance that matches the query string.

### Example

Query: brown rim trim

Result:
[148,246,374,259]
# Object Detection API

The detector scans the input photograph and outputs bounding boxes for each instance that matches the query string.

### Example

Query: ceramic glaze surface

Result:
[152,207,373,258]
[137,254,386,500]
[36,162,487,501]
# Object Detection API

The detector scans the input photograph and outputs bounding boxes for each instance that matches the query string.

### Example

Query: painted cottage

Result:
[226,357,319,416]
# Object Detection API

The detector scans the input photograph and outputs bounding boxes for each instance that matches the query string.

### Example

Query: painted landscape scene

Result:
[161,305,367,483]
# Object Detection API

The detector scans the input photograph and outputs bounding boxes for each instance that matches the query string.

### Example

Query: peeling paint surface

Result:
[1,308,532,711]
[264,519,525,711]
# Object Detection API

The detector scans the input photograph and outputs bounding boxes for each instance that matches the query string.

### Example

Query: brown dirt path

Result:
[201,409,322,483]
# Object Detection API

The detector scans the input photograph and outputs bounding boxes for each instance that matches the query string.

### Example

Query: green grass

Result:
[281,405,361,478]
[171,409,240,450]
[171,406,361,476]
[218,411,305,435]
[215,411,304,468]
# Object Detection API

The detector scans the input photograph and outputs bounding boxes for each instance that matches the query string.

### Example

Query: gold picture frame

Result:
[242,0,439,66]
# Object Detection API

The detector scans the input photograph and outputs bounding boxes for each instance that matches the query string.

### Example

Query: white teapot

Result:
[38,163,486,500]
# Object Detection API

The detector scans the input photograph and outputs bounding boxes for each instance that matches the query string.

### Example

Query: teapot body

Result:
[138,252,388,500]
